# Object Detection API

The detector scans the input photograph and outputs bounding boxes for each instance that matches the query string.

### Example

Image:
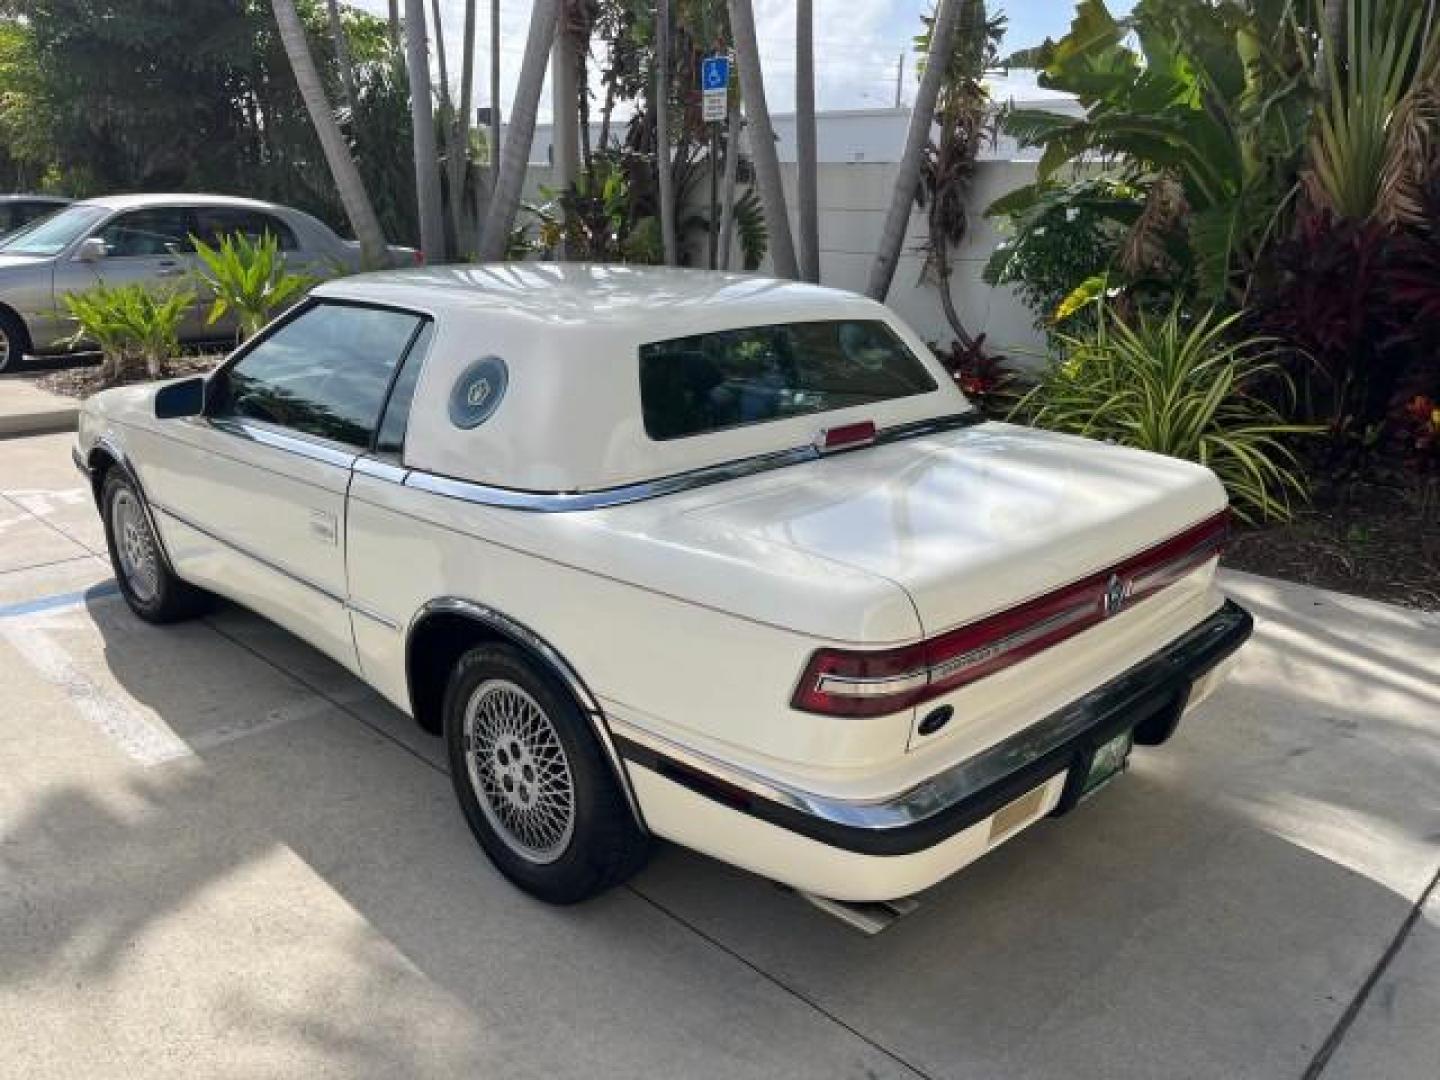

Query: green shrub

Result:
[192,230,316,341]
[63,282,195,383]
[1012,306,1317,522]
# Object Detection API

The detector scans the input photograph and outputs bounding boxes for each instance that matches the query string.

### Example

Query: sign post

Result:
[701,55,731,269]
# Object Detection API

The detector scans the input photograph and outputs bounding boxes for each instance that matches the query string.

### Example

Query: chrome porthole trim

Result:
[463,678,576,863]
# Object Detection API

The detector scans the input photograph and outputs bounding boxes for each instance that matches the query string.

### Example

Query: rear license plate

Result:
[1081,730,1133,799]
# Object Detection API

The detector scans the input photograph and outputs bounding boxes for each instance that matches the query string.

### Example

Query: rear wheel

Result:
[443,643,649,903]
[0,309,29,373]
[101,470,211,623]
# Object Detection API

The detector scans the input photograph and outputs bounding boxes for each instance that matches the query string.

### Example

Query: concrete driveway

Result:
[1,431,1437,1079]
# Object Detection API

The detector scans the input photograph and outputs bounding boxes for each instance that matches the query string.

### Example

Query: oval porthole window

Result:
[448,356,508,429]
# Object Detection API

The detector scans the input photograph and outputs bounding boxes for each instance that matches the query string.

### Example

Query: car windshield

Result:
[0,204,109,256]
[639,319,939,440]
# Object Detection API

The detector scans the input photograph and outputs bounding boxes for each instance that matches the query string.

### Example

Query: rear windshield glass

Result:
[639,320,938,440]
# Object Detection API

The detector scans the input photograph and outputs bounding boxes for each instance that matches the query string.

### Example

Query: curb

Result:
[0,406,79,439]
[0,372,81,439]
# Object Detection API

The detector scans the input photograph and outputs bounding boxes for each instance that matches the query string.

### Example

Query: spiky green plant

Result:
[1013,306,1318,522]
[1308,0,1434,223]
[63,282,195,384]
[191,230,317,342]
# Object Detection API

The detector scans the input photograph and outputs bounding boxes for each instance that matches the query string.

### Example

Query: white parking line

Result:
[2,595,375,766]
[0,616,194,768]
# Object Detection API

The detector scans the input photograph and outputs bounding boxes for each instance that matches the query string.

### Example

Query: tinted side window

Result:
[217,304,423,449]
[639,320,938,440]
[376,322,434,457]
[97,207,194,257]
[193,207,298,250]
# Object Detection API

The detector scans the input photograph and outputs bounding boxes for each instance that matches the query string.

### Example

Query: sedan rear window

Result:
[639,320,938,440]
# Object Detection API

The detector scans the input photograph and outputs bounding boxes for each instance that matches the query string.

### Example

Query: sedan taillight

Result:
[791,510,1231,718]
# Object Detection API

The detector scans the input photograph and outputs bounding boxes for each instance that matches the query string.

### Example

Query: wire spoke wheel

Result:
[0,326,11,369]
[110,488,160,603]
[463,679,576,864]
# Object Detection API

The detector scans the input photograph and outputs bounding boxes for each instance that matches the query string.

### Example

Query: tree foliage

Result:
[0,1,416,244]
[995,0,1313,310]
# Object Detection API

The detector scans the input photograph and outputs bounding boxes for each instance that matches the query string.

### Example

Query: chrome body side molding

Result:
[402,411,987,514]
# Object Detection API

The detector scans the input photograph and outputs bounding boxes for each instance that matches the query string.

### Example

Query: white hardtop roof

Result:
[317,264,967,492]
[314,263,885,333]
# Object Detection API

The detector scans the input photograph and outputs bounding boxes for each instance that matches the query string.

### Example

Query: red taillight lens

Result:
[791,510,1231,718]
[791,642,929,718]
[413,249,426,266]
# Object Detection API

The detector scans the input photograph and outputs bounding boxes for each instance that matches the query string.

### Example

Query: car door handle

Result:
[156,261,182,277]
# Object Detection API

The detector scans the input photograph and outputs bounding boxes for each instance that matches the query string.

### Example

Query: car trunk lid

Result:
[668,420,1228,638]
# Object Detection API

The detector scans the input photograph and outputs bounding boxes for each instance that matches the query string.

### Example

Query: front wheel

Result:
[101,470,211,623]
[444,643,649,903]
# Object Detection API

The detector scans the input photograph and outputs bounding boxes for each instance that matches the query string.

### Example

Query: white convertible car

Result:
[75,265,1252,912]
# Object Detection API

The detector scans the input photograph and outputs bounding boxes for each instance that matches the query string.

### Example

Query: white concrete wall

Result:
[761,159,1044,354]
[518,157,1047,357]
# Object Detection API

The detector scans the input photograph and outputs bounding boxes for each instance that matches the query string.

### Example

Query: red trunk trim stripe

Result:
[792,510,1231,717]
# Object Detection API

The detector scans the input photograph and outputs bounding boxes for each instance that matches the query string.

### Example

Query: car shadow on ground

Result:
[1,580,1436,1078]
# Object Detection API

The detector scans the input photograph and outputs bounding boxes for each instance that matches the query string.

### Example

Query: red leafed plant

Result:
[932,334,1016,416]
[1391,395,1440,469]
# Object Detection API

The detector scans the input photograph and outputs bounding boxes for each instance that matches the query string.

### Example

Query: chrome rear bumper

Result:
[612,599,1253,856]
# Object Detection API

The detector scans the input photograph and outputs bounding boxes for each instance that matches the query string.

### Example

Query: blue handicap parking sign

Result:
[701,55,730,91]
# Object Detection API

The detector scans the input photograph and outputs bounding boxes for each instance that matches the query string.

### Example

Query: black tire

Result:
[443,643,649,903]
[0,308,29,374]
[100,469,211,623]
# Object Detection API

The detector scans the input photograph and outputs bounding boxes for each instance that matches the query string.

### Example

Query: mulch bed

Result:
[33,354,222,400]
[1224,473,1440,611]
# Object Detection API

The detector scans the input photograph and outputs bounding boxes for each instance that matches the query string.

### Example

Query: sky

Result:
[350,0,1135,120]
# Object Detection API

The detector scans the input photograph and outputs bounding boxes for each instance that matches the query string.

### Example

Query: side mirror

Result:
[75,237,107,263]
[154,376,207,420]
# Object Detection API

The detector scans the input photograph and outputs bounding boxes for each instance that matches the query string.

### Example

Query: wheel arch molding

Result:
[404,597,646,832]
[85,435,180,577]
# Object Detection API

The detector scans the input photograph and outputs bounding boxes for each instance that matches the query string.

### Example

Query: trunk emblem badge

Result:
[1103,574,1128,617]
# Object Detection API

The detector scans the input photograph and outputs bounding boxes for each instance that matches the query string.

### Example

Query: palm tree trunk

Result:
[405,0,448,261]
[431,0,453,113]
[726,0,797,278]
[656,0,678,264]
[490,0,502,189]
[325,0,358,118]
[478,0,562,260]
[552,22,580,258]
[450,0,478,255]
[866,0,958,301]
[271,0,388,266]
[719,91,740,269]
[430,0,455,247]
[388,0,401,53]
[795,0,819,282]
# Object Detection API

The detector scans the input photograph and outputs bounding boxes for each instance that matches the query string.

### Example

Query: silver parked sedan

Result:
[0,193,416,371]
